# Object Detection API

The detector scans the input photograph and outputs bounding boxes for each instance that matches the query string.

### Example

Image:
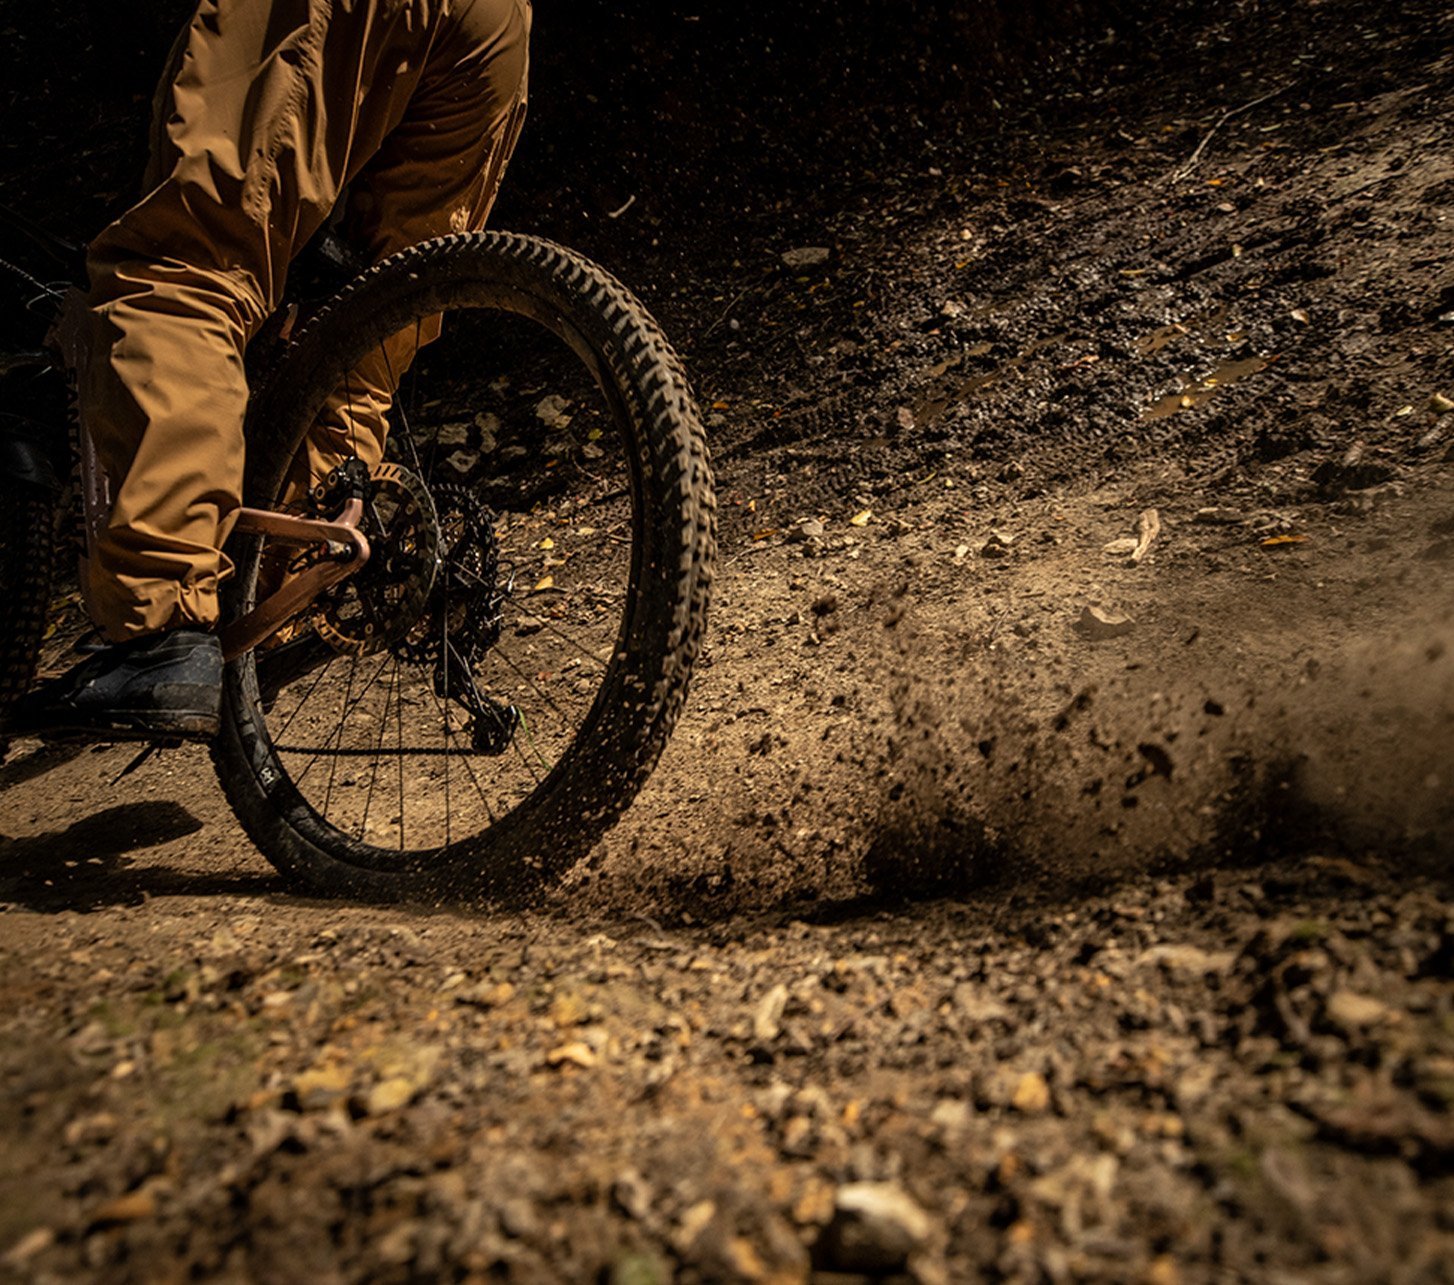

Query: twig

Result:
[1131,508,1161,564]
[701,276,766,341]
[1167,83,1294,183]
[606,194,637,219]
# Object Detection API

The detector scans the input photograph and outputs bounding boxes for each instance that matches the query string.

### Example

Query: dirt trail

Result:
[3,0,1454,1280]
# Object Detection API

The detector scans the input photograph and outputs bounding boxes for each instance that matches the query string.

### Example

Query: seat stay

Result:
[220,500,371,661]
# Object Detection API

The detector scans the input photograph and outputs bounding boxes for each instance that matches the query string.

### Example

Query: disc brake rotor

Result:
[315,462,439,655]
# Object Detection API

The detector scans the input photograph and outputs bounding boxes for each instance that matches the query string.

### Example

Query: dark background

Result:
[1,0,1163,256]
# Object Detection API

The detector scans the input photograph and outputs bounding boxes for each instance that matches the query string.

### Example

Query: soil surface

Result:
[3,1,1454,1281]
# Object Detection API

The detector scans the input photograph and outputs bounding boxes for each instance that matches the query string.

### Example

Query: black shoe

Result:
[7,628,222,743]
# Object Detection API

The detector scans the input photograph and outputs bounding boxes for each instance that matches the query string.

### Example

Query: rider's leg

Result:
[13,0,510,738]
[285,0,531,501]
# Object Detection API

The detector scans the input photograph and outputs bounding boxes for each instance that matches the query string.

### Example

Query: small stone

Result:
[1103,537,1140,556]
[675,1200,718,1250]
[1136,944,1235,975]
[981,530,1015,558]
[546,1042,598,1070]
[930,1099,972,1133]
[1194,507,1246,525]
[781,246,831,270]
[791,519,826,542]
[63,1112,119,1147]
[1326,990,1390,1030]
[457,980,517,1009]
[437,421,471,448]
[1076,605,1135,640]
[366,1076,417,1115]
[293,1064,350,1110]
[92,1190,157,1225]
[3,1228,55,1267]
[1430,393,1454,415]
[823,1182,932,1273]
[499,1197,541,1240]
[753,983,789,1044]
[612,1170,653,1221]
[1011,1071,1052,1114]
[535,394,572,428]
[375,1220,418,1266]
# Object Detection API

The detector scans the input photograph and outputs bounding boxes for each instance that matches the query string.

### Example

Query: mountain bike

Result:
[0,207,716,901]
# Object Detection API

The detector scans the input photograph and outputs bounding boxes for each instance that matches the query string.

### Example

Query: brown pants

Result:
[80,0,531,640]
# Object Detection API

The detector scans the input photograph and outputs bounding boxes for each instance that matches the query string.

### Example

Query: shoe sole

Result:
[27,710,220,745]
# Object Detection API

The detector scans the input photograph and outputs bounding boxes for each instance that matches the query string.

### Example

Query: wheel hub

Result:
[314,462,439,655]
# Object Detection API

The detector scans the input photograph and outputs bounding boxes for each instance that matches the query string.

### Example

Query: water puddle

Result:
[1144,355,1270,421]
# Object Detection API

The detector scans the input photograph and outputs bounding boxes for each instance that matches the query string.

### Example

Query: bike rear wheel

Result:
[213,232,715,901]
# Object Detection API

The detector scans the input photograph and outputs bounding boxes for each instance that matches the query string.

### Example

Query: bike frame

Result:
[52,289,372,663]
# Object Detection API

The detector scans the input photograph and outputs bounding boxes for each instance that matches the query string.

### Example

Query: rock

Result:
[1011,1071,1052,1114]
[1430,393,1454,414]
[366,1076,418,1115]
[1076,605,1135,640]
[953,982,1010,1024]
[675,1199,718,1251]
[981,530,1015,558]
[293,1064,350,1110]
[437,421,471,448]
[781,246,831,270]
[930,1099,972,1134]
[1325,990,1390,1031]
[375,1219,419,1267]
[612,1170,653,1221]
[1194,507,1246,525]
[499,1197,541,1240]
[92,1189,157,1225]
[3,1228,55,1268]
[822,1182,932,1273]
[63,1112,119,1147]
[456,980,517,1009]
[546,1042,598,1069]
[1136,944,1235,975]
[789,519,826,543]
[753,983,789,1044]
[1103,537,1140,556]
[535,394,573,428]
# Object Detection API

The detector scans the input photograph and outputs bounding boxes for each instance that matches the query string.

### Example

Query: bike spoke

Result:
[489,643,580,736]
[395,657,407,852]
[358,658,395,842]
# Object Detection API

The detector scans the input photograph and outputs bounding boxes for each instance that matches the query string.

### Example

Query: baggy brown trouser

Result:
[80,0,531,641]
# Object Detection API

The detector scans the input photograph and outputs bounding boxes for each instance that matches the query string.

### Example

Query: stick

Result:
[1132,508,1161,564]
[1167,84,1294,183]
